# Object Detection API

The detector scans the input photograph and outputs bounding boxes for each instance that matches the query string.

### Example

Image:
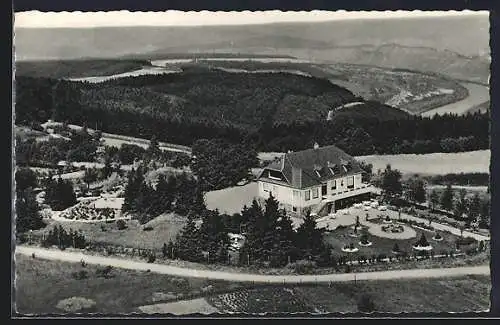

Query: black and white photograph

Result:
[12,10,491,315]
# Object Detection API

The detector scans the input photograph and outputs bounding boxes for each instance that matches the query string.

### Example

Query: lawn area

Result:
[356,150,490,175]
[323,221,478,258]
[14,254,244,315]
[32,213,186,251]
[205,182,258,215]
[293,275,491,313]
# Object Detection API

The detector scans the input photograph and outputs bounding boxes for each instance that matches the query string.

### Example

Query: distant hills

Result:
[14,15,490,83]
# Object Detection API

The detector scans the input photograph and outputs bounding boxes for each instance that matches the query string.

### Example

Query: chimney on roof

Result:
[313,142,320,150]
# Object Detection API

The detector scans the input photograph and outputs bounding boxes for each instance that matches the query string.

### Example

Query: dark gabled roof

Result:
[259,144,363,189]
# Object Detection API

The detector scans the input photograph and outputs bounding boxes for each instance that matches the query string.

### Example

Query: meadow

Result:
[15,253,490,315]
[356,150,490,175]
[13,254,245,314]
[31,213,186,251]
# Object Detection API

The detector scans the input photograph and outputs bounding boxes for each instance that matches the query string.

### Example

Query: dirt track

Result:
[16,246,489,284]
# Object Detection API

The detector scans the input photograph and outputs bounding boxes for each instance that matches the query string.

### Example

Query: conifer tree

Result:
[122,168,145,212]
[440,184,454,211]
[274,212,297,266]
[175,213,203,262]
[198,209,229,263]
[45,177,77,211]
[16,188,45,234]
[122,168,138,212]
[243,199,264,259]
[295,213,326,261]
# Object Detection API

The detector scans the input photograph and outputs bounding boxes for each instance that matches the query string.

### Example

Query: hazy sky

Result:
[15,10,488,28]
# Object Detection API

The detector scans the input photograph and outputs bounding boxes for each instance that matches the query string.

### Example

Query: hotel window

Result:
[292,206,297,212]
[305,190,311,201]
[312,188,319,199]
[347,176,354,189]
[331,180,337,190]
[293,190,300,199]
[263,183,270,192]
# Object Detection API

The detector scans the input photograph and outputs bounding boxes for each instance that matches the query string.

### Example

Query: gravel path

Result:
[16,246,489,284]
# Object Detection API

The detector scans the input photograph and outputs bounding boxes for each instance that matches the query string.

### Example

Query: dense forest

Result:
[15,70,489,156]
[15,59,151,79]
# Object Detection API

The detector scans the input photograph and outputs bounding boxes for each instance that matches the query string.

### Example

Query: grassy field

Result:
[32,213,186,251]
[13,254,245,314]
[205,182,258,215]
[139,276,491,314]
[293,275,490,313]
[356,150,490,175]
[14,253,490,314]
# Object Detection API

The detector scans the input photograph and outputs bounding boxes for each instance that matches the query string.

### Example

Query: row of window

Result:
[263,175,356,201]
[303,176,355,201]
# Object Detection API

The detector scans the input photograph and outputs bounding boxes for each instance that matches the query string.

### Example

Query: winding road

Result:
[16,246,489,284]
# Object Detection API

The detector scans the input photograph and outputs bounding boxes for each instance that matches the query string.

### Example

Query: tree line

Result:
[15,74,489,156]
[191,138,259,191]
[374,164,490,229]
[170,193,332,268]
[121,166,205,224]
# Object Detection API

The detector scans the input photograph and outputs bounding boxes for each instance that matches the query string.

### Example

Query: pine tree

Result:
[243,199,264,260]
[440,184,454,211]
[198,209,229,263]
[260,194,281,262]
[453,188,468,220]
[102,156,113,178]
[16,188,45,234]
[122,168,137,212]
[122,168,145,212]
[45,177,77,211]
[295,213,326,261]
[415,233,429,247]
[274,212,297,266]
[162,242,168,258]
[191,185,207,215]
[407,177,426,203]
[175,213,203,262]
[468,193,481,222]
[152,174,173,215]
[429,190,440,210]
[381,164,402,197]
[83,168,98,191]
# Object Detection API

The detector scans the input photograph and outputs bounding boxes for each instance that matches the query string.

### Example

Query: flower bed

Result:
[398,218,434,231]
[432,234,444,242]
[341,244,359,253]
[359,241,373,247]
[381,224,405,233]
